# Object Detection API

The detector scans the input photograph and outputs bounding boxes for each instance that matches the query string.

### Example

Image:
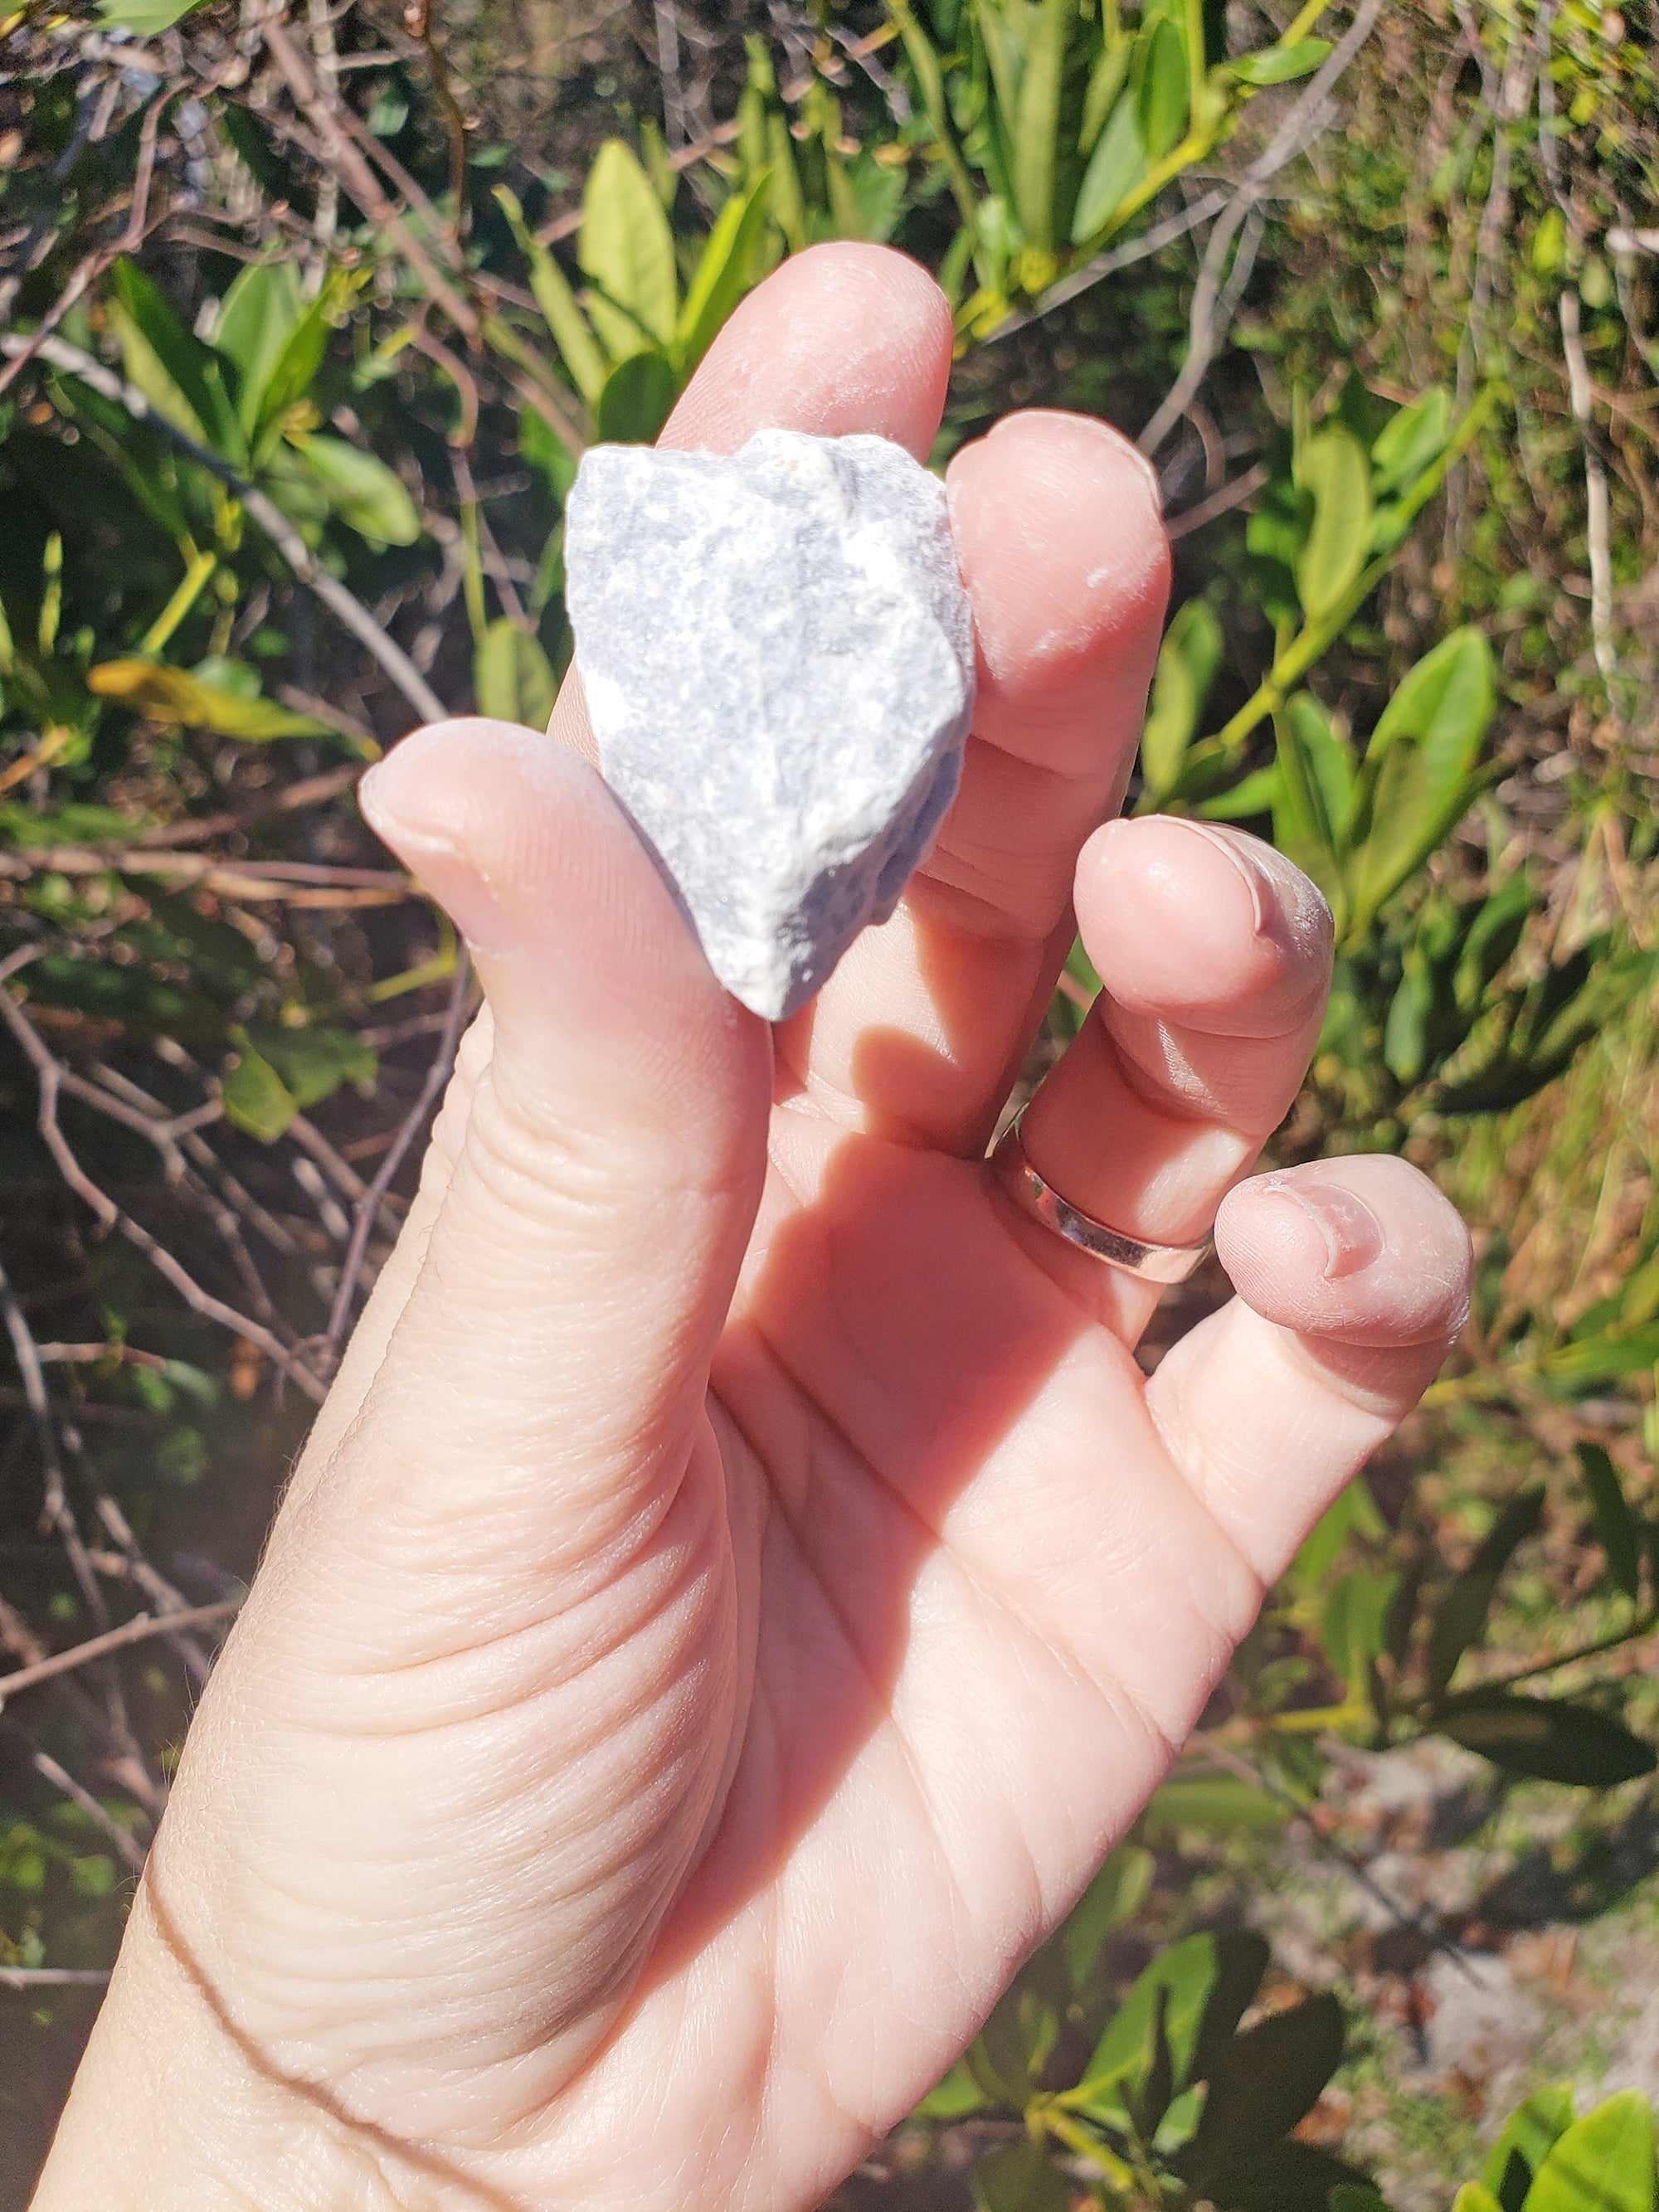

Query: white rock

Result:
[563,427,975,1020]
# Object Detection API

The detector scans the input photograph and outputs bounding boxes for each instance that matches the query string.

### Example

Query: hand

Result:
[36,245,1470,2212]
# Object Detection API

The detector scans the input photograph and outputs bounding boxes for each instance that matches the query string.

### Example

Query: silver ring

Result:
[990,1120,1212,1285]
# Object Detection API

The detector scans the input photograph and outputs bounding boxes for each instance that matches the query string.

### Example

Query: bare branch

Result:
[0,1599,241,1708]
[324,950,473,1355]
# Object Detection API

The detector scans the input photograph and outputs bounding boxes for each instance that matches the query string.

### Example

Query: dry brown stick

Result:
[1560,288,1621,696]
[0,845,406,891]
[85,1063,285,1331]
[260,10,479,339]
[453,450,529,629]
[35,1343,174,1373]
[0,1966,111,1991]
[0,1598,158,1817]
[324,949,473,1355]
[0,1270,160,1789]
[1165,462,1271,541]
[30,1747,148,1874]
[1,332,446,725]
[0,1250,68,1530]
[94,1495,213,1690]
[403,0,469,231]
[0,1600,241,1707]
[124,763,362,849]
[0,981,325,1398]
[0,97,165,403]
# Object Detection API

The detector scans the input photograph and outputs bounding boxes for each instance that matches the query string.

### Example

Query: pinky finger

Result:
[1145,1155,1472,1587]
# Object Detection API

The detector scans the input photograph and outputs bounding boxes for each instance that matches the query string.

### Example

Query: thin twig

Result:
[0,1599,241,1707]
[30,1748,148,1874]
[1559,288,1621,697]
[259,11,479,338]
[0,847,404,890]
[324,949,472,1355]
[1166,460,1270,540]
[0,980,326,1398]
[0,1967,111,1990]
[123,763,362,849]
[0,1252,68,1532]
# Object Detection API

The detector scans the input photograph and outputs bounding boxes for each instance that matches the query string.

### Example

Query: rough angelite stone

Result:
[564,427,976,1021]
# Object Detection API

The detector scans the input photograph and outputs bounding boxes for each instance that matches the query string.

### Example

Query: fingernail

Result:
[1154,818,1280,936]
[1261,1178,1384,1279]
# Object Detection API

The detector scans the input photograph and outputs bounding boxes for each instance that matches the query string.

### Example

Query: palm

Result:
[580,1114,1241,2211]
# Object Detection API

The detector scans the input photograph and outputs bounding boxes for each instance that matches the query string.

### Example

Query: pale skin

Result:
[33,245,1472,2212]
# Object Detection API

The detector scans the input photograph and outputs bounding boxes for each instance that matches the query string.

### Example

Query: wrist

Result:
[32,1879,448,2212]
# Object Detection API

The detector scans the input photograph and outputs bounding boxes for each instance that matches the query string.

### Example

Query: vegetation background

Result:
[1,0,1657,2204]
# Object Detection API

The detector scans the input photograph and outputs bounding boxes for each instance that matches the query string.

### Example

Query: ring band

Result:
[990,1119,1213,1285]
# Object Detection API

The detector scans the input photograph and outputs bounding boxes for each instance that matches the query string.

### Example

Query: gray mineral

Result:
[563,427,976,1021]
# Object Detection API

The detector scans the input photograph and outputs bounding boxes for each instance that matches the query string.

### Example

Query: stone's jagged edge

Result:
[563,428,976,1022]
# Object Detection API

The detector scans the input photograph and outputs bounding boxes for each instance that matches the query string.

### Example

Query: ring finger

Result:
[1005,816,1334,1344]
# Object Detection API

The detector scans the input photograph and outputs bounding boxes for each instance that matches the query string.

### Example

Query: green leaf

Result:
[1453,872,1535,1014]
[1075,1932,1242,2112]
[1423,1485,1545,1703]
[494,186,609,407]
[1141,600,1224,800]
[1442,1694,1657,1787]
[1321,1568,1398,1696]
[1370,625,1496,772]
[1578,1442,1642,1602]
[1229,36,1332,83]
[1197,762,1282,819]
[1370,385,1452,499]
[1523,2091,1656,2212]
[912,2057,985,2120]
[474,618,558,732]
[1287,1478,1384,1597]
[1141,1772,1287,1841]
[85,661,333,739]
[1331,2191,1394,2212]
[1541,1323,1659,1392]
[595,349,678,445]
[1136,17,1190,163]
[1534,204,1569,275]
[1185,1993,1346,2170]
[1278,689,1355,856]
[211,261,309,443]
[221,1047,299,1143]
[580,139,679,359]
[292,435,421,547]
[1484,2083,1576,2210]
[246,272,352,462]
[96,0,207,33]
[107,259,241,461]
[971,2141,1070,2212]
[1071,92,1146,242]
[1061,1843,1155,1992]
[1344,627,1496,938]
[1294,425,1371,620]
[1190,1932,1272,2083]
[243,1023,377,1111]
[1452,2188,1506,2212]
[1079,39,1133,154]
[674,175,773,381]
[1012,0,1071,254]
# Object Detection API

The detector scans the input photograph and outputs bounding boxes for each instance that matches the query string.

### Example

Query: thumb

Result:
[317,717,771,1626]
